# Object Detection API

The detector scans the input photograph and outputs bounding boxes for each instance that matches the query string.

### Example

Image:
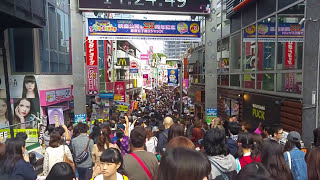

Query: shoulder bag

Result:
[74,138,91,164]
[63,145,75,172]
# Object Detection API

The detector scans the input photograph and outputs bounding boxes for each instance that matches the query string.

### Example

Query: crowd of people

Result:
[0,86,320,180]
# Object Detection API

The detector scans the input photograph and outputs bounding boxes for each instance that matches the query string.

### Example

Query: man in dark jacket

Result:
[226,122,241,158]
[157,116,173,154]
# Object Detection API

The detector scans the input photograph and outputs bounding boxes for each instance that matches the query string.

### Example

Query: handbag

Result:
[75,138,91,164]
[63,145,75,172]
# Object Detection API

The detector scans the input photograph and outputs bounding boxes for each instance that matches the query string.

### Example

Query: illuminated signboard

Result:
[226,0,254,18]
[79,0,211,15]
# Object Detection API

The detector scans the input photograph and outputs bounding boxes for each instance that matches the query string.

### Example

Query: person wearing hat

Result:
[283,131,307,180]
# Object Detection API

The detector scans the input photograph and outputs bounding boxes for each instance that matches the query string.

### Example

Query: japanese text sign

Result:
[114,81,126,102]
[87,19,201,41]
[86,66,99,95]
[86,37,98,66]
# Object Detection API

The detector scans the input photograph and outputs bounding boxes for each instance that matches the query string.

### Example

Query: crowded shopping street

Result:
[0,0,320,179]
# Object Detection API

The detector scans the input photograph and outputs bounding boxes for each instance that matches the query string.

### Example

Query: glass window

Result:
[276,73,302,94]
[243,24,257,72]
[65,12,70,53]
[230,75,240,87]
[256,73,274,91]
[242,3,256,27]
[242,74,255,89]
[277,4,304,70]
[257,16,276,71]
[9,29,34,73]
[258,0,276,20]
[58,53,66,72]
[221,75,229,86]
[231,13,241,33]
[57,9,66,52]
[278,0,300,10]
[50,51,59,72]
[48,3,57,51]
[218,38,230,73]
[230,33,241,71]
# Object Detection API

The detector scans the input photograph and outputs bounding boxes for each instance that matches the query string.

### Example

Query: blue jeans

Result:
[77,167,93,180]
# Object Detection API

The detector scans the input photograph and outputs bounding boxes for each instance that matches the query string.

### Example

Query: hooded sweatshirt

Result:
[207,154,237,180]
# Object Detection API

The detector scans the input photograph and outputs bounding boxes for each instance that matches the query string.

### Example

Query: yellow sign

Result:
[0,129,38,139]
[117,58,129,66]
[117,105,129,112]
[114,94,123,101]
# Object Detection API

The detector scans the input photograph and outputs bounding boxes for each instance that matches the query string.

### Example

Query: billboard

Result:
[114,81,126,102]
[167,69,179,86]
[79,0,211,15]
[87,19,201,41]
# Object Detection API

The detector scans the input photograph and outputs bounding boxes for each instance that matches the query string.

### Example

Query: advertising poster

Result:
[86,66,99,95]
[48,107,64,125]
[114,81,126,102]
[75,114,87,124]
[168,69,179,86]
[206,108,217,124]
[88,19,201,41]
[86,37,98,66]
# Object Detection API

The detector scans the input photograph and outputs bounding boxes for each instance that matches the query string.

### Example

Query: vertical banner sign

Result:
[285,42,296,92]
[86,66,99,95]
[86,37,98,66]
[167,69,179,86]
[184,58,188,79]
[206,108,218,124]
[114,81,126,102]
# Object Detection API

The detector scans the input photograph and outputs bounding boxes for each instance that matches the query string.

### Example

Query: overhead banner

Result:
[168,69,179,86]
[114,81,126,102]
[87,19,201,41]
[243,23,304,42]
[79,0,211,15]
[86,66,99,95]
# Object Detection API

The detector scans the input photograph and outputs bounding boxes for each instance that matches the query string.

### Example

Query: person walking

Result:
[157,116,173,154]
[71,123,94,180]
[123,126,159,180]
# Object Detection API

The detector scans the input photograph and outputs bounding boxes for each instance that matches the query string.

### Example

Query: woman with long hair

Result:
[261,140,293,180]
[0,99,8,129]
[145,127,158,154]
[168,123,185,142]
[306,147,320,180]
[235,133,261,172]
[92,126,120,178]
[155,147,211,180]
[283,131,307,180]
[94,148,128,180]
[14,98,35,129]
[43,131,73,176]
[22,75,39,99]
[0,138,37,180]
[46,162,76,180]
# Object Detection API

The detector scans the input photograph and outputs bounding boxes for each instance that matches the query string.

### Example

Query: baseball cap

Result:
[287,131,301,143]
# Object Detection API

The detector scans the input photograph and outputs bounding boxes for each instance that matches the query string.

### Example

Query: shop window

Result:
[9,28,34,73]
[222,98,239,117]
[257,16,276,71]
[258,0,276,20]
[221,75,229,86]
[256,73,274,91]
[276,73,302,94]
[242,74,255,89]
[230,33,241,71]
[230,75,240,87]
[277,9,304,70]
[242,24,257,72]
[218,38,230,73]
[242,2,256,27]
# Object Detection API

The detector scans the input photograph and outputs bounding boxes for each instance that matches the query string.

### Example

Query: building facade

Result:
[214,0,319,146]
[164,41,191,59]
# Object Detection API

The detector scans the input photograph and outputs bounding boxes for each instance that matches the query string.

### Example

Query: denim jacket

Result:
[284,147,307,180]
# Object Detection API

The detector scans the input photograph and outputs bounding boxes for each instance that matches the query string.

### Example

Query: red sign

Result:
[130,61,137,69]
[86,66,99,95]
[285,42,296,66]
[143,74,148,79]
[86,37,98,66]
[114,81,126,102]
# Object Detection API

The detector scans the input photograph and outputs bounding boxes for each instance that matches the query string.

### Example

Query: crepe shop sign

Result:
[40,87,73,106]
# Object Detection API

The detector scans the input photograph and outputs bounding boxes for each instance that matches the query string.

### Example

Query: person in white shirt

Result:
[43,131,73,176]
[145,127,158,154]
[94,148,128,180]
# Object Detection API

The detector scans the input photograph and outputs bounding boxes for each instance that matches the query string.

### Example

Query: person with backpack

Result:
[157,116,173,154]
[71,123,94,180]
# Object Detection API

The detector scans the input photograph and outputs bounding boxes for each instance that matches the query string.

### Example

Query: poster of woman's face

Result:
[0,98,8,129]
[8,75,39,99]
[13,98,39,129]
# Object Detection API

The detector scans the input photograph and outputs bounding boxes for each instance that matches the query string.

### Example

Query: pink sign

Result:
[183,79,189,89]
[143,74,149,79]
[140,54,149,60]
[114,81,126,102]
[40,87,73,106]
[87,66,99,95]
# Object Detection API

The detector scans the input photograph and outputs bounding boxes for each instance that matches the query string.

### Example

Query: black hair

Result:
[236,162,274,180]
[155,147,211,180]
[76,123,89,134]
[55,126,66,137]
[130,126,146,148]
[15,132,28,141]
[100,148,126,176]
[203,128,229,156]
[46,124,56,135]
[46,162,75,180]
[116,129,125,150]
[270,126,283,137]
[284,139,301,152]
[0,138,25,174]
[228,122,241,135]
[313,128,320,147]
[22,75,39,99]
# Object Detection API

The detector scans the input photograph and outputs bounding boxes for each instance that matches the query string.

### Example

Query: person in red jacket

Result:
[235,133,261,172]
[191,120,204,147]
